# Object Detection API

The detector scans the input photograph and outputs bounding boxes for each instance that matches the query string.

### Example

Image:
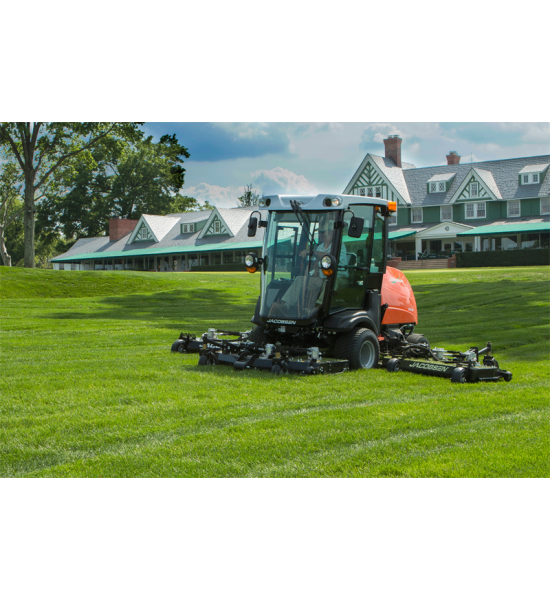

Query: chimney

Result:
[447,151,461,166]
[109,218,139,241]
[383,135,402,168]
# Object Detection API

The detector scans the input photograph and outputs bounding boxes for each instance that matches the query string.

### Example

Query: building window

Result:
[523,174,529,184]
[541,198,550,214]
[439,182,445,192]
[470,182,478,197]
[411,208,423,223]
[440,205,452,221]
[507,200,521,217]
[533,173,539,183]
[367,188,373,197]
[430,183,437,193]
[181,223,195,234]
[388,213,397,226]
[375,187,381,198]
[214,220,221,234]
[359,188,365,196]
[465,202,486,219]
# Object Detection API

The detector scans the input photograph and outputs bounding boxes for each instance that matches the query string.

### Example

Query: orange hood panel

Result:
[381,267,418,325]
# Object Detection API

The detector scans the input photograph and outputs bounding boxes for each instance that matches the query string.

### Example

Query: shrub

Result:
[190,263,247,272]
[456,248,550,268]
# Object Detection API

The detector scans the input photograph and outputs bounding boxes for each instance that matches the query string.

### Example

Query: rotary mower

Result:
[171,194,512,384]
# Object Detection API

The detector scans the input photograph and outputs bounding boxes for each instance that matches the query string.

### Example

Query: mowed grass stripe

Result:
[1,266,549,477]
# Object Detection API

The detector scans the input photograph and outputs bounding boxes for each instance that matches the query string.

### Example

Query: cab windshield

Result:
[260,211,341,321]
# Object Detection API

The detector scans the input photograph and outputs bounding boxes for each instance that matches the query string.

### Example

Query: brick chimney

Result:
[447,151,461,166]
[109,218,139,241]
[383,135,402,168]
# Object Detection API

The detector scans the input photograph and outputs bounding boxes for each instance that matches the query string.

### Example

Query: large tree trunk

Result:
[23,170,35,268]
[0,225,12,266]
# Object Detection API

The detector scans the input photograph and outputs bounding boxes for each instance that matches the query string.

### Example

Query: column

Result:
[474,236,481,252]
[415,237,422,259]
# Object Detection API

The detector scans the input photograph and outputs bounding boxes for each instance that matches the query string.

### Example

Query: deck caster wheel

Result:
[171,340,184,352]
[502,372,513,382]
[271,364,282,375]
[451,367,467,383]
[386,358,401,373]
[178,344,187,354]
[198,355,209,366]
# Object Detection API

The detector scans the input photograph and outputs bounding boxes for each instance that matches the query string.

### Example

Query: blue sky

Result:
[143,122,550,208]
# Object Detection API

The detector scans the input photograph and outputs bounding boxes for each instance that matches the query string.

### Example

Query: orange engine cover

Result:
[380,267,418,326]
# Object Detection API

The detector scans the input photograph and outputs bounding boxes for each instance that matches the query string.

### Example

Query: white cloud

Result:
[181,183,243,208]
[250,167,318,195]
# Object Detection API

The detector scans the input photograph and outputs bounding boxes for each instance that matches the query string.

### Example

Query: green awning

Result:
[457,222,550,237]
[389,230,418,240]
[51,239,264,262]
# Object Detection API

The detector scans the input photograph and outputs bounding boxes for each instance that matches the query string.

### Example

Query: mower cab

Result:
[172,194,512,383]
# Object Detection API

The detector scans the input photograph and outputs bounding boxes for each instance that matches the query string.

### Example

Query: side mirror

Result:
[247,216,258,238]
[348,216,364,238]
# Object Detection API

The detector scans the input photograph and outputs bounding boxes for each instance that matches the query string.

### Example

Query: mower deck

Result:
[172,329,512,382]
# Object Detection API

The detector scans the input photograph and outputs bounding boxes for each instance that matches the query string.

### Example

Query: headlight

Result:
[245,254,255,268]
[321,255,333,270]
[258,198,266,207]
[331,198,342,207]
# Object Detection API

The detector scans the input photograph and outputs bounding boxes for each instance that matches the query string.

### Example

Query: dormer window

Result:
[359,188,365,196]
[519,164,549,184]
[375,187,381,198]
[367,187,373,197]
[427,173,455,193]
[470,182,479,197]
[181,223,195,234]
[214,220,221,234]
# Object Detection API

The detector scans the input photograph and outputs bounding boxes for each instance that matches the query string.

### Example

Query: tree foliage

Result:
[237,184,261,207]
[0,122,143,267]
[0,159,24,266]
[37,134,193,242]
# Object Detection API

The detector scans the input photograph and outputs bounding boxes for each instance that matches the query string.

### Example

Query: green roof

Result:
[52,240,263,262]
[457,222,550,237]
[389,230,418,240]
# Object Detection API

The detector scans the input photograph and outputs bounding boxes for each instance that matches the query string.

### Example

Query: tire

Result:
[386,358,401,373]
[171,340,184,353]
[271,364,282,375]
[502,372,513,382]
[451,367,467,383]
[334,328,380,370]
[198,355,209,366]
[407,333,430,357]
[247,326,268,345]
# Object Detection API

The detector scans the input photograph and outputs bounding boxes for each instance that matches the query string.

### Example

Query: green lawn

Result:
[1,265,549,477]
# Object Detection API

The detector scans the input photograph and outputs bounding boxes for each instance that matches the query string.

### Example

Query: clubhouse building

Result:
[52,136,550,271]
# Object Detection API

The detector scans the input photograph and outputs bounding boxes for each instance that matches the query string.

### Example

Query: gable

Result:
[128,215,158,243]
[450,168,501,204]
[197,208,234,239]
[345,156,410,205]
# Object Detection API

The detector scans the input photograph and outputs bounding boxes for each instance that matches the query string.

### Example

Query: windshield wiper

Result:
[290,199,316,248]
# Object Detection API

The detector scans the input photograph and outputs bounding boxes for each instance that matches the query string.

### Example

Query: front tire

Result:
[247,326,268,345]
[334,328,380,370]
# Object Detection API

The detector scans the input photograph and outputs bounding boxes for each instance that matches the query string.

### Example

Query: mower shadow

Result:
[43,287,258,330]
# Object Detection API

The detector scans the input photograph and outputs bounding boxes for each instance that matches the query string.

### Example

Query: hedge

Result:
[455,248,550,268]
[190,263,249,272]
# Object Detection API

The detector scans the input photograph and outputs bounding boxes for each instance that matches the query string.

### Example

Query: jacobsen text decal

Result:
[408,362,449,372]
[267,319,297,325]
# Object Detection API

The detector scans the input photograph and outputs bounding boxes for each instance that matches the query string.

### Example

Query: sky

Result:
[142,123,550,209]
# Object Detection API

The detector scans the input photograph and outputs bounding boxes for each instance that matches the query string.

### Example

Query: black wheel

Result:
[247,326,268,345]
[407,333,430,357]
[334,328,380,370]
[271,364,282,375]
[198,355,209,366]
[171,340,184,352]
[451,367,467,383]
[406,333,430,347]
[386,358,401,373]
[502,372,513,382]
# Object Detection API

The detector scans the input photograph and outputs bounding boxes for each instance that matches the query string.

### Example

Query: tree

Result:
[237,184,260,207]
[0,122,142,268]
[37,133,192,241]
[0,161,23,266]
